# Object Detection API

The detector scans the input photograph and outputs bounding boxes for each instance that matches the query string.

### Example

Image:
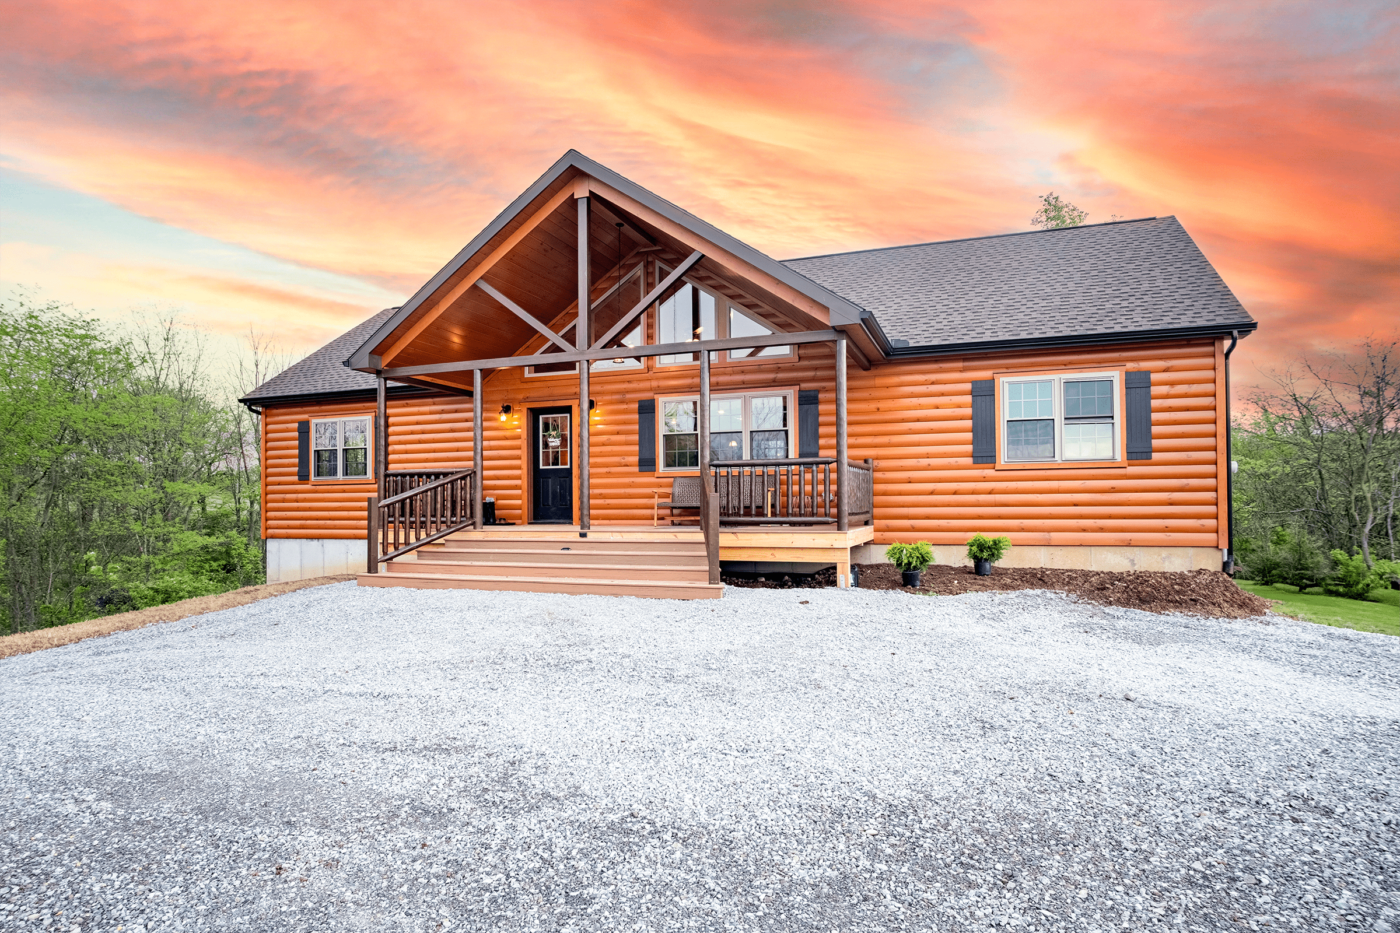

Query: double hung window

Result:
[1002,373,1119,463]
[312,417,370,479]
[660,392,793,470]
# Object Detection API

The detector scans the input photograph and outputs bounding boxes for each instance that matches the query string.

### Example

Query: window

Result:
[656,270,791,365]
[659,392,793,470]
[1001,373,1119,463]
[312,417,370,479]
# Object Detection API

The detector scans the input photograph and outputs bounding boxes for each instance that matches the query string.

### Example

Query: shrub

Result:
[886,541,934,573]
[966,533,1012,564]
[1323,550,1400,600]
[1238,527,1330,591]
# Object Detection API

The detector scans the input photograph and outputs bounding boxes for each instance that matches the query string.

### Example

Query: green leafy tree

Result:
[1031,193,1088,229]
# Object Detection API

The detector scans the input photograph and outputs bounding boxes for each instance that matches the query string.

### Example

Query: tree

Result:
[1031,192,1088,229]
[1234,337,1400,569]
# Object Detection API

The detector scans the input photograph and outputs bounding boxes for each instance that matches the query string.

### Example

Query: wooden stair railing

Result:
[846,458,875,526]
[366,468,476,571]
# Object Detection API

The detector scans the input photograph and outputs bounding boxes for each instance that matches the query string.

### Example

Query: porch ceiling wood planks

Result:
[474,280,575,353]
[380,329,844,379]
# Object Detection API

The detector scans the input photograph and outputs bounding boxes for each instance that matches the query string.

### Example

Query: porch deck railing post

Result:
[577,194,591,533]
[836,335,849,532]
[366,496,379,573]
[473,368,484,529]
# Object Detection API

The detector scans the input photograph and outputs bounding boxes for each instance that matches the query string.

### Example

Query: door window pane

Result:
[1064,380,1114,419]
[1006,420,1054,460]
[1064,423,1113,460]
[539,414,570,468]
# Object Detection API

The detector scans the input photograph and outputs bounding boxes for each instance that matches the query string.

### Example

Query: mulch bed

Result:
[854,563,1272,618]
[724,563,1273,618]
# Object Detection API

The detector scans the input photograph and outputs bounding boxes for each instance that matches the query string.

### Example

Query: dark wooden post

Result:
[836,335,849,532]
[577,194,590,532]
[473,367,484,529]
[700,347,719,583]
[366,496,379,573]
[375,375,387,500]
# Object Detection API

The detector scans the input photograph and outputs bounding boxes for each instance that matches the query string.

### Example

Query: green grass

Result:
[1237,581,1400,636]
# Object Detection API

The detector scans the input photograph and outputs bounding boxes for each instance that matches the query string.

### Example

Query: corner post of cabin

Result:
[836,335,849,534]
[472,367,484,530]
[577,192,591,532]
[375,374,387,501]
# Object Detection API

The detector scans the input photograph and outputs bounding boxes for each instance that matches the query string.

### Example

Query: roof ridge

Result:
[782,216,1164,264]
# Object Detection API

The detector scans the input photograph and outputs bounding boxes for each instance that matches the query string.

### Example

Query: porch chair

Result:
[653,476,703,526]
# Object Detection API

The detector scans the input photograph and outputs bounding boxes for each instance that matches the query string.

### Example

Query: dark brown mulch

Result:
[854,563,1273,618]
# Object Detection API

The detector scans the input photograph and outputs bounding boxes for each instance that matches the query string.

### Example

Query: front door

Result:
[531,408,573,523]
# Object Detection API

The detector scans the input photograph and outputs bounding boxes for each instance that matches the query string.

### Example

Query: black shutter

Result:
[637,399,656,472]
[296,420,311,481]
[798,390,820,458]
[971,380,995,464]
[1126,370,1153,460]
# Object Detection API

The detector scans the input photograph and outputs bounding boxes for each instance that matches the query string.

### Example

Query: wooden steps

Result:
[357,528,722,599]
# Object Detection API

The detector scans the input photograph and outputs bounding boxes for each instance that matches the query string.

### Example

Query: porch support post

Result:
[577,194,590,532]
[699,349,711,479]
[700,346,720,583]
[836,336,849,533]
[375,375,387,500]
[473,368,484,530]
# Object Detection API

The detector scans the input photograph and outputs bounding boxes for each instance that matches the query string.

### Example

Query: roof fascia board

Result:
[238,383,443,412]
[883,322,1259,361]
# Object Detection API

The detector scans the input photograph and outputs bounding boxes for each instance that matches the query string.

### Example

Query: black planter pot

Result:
[901,569,922,587]
[974,558,992,576]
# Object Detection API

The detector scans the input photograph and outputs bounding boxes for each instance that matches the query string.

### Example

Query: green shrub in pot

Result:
[886,541,933,587]
[966,533,1011,576]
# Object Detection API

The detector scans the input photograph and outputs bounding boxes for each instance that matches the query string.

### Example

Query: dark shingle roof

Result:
[240,307,399,405]
[245,216,1256,404]
[782,216,1254,350]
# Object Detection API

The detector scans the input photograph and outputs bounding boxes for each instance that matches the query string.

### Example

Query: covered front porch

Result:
[349,160,876,595]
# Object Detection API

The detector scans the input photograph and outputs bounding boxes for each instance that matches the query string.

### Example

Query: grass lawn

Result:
[1238,581,1400,636]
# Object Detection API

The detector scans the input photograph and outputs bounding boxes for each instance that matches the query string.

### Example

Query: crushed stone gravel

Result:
[2,582,1398,932]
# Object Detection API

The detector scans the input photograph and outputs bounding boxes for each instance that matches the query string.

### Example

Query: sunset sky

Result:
[1,0,1395,387]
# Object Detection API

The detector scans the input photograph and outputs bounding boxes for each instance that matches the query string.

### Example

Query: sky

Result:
[1,0,1396,387]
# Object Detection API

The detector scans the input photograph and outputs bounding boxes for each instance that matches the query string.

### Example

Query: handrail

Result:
[367,468,477,571]
[707,457,873,528]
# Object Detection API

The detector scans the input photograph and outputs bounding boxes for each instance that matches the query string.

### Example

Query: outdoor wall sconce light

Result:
[498,403,512,422]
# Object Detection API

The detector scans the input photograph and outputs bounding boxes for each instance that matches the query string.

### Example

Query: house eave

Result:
[883,321,1259,361]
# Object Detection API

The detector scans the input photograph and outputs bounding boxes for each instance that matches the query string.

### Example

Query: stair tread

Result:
[402,558,704,571]
[421,548,705,559]
[365,570,721,590]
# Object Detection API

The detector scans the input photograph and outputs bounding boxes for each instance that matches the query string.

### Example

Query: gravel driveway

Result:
[2,583,1398,932]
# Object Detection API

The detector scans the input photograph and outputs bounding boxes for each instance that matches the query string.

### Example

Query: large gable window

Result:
[1001,372,1119,463]
[656,271,791,365]
[527,266,645,376]
[659,391,794,470]
[312,417,370,479]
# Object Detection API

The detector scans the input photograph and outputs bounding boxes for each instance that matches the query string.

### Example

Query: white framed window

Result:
[312,416,371,479]
[659,391,794,470]
[655,269,791,365]
[1001,372,1119,463]
[527,265,646,376]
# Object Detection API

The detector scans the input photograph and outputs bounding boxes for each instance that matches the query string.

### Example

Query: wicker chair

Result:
[653,476,703,526]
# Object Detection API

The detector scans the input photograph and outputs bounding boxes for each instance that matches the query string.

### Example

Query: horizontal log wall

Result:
[261,336,1225,549]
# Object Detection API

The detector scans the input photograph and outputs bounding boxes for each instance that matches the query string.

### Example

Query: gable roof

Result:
[783,216,1255,354]
[240,306,400,406]
[344,150,868,370]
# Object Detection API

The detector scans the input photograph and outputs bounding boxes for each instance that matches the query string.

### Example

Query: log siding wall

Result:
[260,336,1226,549]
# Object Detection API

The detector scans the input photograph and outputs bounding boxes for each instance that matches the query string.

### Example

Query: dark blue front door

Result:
[531,408,573,523]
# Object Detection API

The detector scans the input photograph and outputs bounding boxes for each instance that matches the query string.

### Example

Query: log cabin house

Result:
[241,151,1257,599]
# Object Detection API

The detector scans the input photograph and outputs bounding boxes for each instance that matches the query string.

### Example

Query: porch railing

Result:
[707,457,875,527]
[366,468,477,571]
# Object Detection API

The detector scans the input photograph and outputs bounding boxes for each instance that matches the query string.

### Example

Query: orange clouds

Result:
[0,0,1394,381]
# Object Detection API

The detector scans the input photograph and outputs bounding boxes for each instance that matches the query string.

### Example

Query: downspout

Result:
[1223,330,1240,574]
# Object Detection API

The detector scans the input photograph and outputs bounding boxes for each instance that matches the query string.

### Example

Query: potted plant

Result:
[965,533,1011,576]
[886,541,934,588]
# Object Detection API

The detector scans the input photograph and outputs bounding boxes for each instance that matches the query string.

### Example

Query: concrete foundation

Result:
[849,543,1224,573]
[266,538,367,583]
